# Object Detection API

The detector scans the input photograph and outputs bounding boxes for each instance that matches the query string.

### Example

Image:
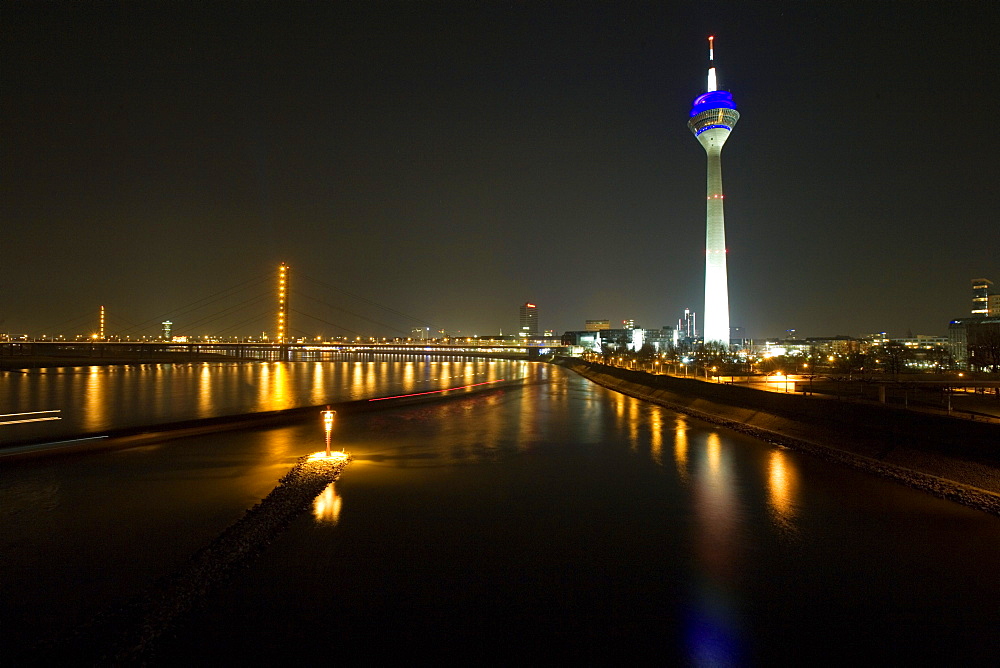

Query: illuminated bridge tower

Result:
[277,262,288,344]
[688,36,739,347]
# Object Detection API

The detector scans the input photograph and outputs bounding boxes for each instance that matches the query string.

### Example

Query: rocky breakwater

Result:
[561,358,1000,516]
[39,452,352,664]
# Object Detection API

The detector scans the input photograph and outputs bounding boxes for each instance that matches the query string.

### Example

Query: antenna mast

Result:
[707,36,717,92]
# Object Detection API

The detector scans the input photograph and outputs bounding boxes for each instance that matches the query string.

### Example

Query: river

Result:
[2,358,999,663]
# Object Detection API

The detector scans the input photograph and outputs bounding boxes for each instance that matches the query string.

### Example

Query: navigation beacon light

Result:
[321,406,337,457]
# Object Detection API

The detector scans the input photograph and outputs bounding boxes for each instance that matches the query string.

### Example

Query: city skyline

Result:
[3,2,998,339]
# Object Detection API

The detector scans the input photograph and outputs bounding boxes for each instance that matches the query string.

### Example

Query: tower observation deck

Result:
[688,36,739,347]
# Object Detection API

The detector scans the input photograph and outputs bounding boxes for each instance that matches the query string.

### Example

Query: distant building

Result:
[411,327,429,341]
[585,319,610,332]
[643,326,677,351]
[966,318,1000,372]
[950,316,1000,371]
[948,319,969,367]
[990,294,1000,317]
[678,308,697,342]
[161,320,172,340]
[730,326,747,347]
[622,319,636,330]
[519,302,539,337]
[972,278,992,316]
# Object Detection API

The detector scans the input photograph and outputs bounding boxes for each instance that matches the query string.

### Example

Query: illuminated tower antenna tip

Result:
[707,36,717,92]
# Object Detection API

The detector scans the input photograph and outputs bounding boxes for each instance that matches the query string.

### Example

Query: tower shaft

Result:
[700,129,730,345]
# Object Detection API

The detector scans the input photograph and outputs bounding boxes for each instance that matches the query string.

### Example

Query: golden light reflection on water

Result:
[694,432,738,581]
[365,362,377,395]
[262,424,297,458]
[649,407,664,465]
[402,361,415,394]
[197,363,212,418]
[767,449,799,534]
[516,377,537,451]
[627,400,640,451]
[313,483,343,524]
[351,362,364,398]
[673,416,689,482]
[82,367,105,432]
[310,362,326,404]
[706,432,721,474]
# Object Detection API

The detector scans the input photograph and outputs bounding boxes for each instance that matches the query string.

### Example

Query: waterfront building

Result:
[519,302,539,337]
[688,36,739,347]
[972,278,992,316]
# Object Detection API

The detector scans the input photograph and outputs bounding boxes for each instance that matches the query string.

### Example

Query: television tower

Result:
[688,35,739,346]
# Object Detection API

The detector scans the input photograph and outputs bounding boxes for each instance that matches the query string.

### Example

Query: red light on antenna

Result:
[709,35,715,41]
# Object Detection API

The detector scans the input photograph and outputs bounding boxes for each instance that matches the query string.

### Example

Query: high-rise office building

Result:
[519,302,539,337]
[678,308,697,340]
[688,36,739,346]
[972,278,992,316]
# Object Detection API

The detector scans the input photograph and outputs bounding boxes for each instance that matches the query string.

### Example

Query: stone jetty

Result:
[37,452,352,663]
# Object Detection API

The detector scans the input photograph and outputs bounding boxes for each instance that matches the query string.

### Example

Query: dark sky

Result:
[3,1,998,340]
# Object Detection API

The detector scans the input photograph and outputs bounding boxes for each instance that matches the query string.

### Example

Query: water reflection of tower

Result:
[689,35,739,347]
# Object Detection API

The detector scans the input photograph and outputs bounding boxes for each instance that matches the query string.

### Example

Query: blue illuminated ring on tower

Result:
[689,91,737,116]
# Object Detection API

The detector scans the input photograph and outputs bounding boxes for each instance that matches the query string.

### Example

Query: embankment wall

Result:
[561,359,1000,513]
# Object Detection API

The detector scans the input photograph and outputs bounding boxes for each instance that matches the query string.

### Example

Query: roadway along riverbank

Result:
[560,359,1000,516]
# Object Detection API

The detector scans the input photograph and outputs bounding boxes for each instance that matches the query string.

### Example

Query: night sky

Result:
[3,2,998,340]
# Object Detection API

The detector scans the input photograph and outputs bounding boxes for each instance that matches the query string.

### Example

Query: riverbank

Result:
[560,358,1000,515]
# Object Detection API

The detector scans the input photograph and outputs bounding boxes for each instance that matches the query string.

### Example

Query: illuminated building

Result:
[972,278,992,316]
[585,319,610,332]
[689,36,739,346]
[678,308,697,341]
[162,320,173,340]
[519,302,538,337]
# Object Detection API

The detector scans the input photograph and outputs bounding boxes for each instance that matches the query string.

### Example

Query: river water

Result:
[2,358,1000,663]
[0,355,514,443]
